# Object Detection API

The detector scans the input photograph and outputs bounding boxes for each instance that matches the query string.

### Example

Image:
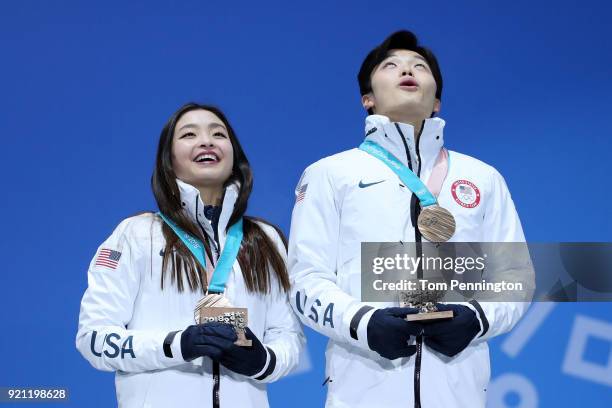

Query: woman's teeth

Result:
[195,154,218,163]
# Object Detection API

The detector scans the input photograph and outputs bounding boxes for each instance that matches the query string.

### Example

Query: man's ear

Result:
[361,93,375,111]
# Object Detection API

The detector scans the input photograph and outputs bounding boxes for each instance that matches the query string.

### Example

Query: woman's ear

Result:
[433,98,441,114]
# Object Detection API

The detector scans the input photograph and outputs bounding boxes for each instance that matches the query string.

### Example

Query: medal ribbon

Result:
[157,212,243,294]
[427,146,449,197]
[359,140,449,206]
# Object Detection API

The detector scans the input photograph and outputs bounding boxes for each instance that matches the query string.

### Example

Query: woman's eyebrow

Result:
[208,123,227,131]
[177,123,198,132]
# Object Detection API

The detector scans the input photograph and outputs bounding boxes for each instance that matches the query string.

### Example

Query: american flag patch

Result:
[296,183,308,203]
[95,248,122,269]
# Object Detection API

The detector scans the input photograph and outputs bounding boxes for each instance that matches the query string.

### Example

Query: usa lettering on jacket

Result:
[90,330,135,359]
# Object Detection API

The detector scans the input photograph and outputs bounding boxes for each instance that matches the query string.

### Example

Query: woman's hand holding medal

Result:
[180,322,268,376]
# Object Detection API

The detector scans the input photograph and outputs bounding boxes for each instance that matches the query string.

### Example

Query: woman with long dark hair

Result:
[76,103,304,407]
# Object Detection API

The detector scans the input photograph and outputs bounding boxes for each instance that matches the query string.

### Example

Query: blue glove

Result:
[181,322,268,376]
[367,307,422,360]
[422,303,481,357]
[180,322,238,362]
[215,327,269,377]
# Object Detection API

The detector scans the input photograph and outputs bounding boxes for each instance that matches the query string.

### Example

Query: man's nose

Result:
[400,61,415,77]
[400,68,414,77]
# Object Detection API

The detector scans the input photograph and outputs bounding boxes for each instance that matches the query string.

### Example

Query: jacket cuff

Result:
[347,305,376,350]
[250,346,276,381]
[465,300,490,339]
[162,330,184,363]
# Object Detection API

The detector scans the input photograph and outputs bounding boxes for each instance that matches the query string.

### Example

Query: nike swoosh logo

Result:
[359,180,385,188]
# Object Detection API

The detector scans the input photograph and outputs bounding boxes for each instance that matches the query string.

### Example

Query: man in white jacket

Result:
[288,30,530,408]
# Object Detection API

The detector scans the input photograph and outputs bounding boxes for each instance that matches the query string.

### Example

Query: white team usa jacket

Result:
[288,114,530,408]
[76,180,305,408]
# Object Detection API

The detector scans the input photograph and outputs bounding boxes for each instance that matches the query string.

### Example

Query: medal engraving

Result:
[417,205,456,243]
[399,286,454,322]
[195,293,252,347]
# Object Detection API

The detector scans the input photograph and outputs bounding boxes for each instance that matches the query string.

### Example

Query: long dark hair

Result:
[151,102,290,294]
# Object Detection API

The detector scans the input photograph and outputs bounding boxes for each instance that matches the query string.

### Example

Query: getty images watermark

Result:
[371,252,524,293]
[360,242,612,303]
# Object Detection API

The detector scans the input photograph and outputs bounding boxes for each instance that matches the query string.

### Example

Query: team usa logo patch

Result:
[451,180,481,208]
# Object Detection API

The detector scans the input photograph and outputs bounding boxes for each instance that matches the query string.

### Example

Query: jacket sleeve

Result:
[464,169,534,342]
[76,216,186,372]
[288,162,375,350]
[248,223,306,383]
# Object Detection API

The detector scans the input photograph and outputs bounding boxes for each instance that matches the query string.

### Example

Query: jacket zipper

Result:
[213,361,220,408]
[207,205,222,407]
[195,197,220,265]
[395,122,425,408]
[414,334,423,408]
[195,196,222,407]
[413,123,425,408]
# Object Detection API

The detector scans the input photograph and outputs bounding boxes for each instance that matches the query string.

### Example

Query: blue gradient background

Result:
[1,1,611,407]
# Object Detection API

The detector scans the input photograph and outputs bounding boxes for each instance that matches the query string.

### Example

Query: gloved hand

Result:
[422,303,481,357]
[180,322,238,362]
[367,307,422,360]
[215,327,269,377]
[180,322,268,377]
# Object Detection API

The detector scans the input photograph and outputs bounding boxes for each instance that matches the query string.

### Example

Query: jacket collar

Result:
[176,178,240,246]
[363,114,446,177]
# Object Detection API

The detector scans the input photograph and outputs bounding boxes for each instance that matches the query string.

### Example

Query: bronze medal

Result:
[194,293,252,347]
[417,205,456,243]
[399,289,454,322]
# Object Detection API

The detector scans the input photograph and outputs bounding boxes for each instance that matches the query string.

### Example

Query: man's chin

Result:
[384,103,430,122]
